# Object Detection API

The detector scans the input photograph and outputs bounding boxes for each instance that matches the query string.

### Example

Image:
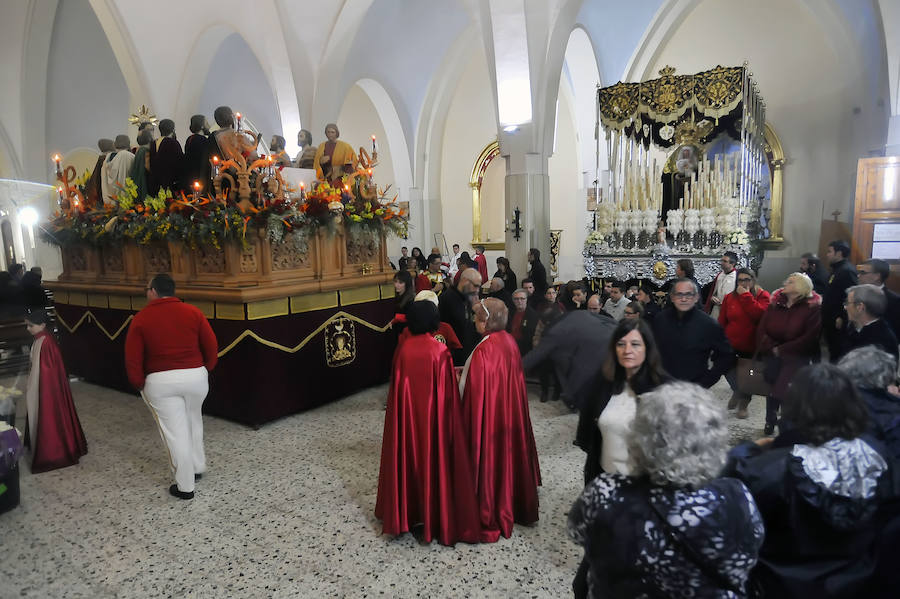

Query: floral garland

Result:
[41,172,406,249]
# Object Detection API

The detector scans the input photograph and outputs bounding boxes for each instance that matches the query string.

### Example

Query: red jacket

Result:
[474,253,488,284]
[756,289,822,399]
[717,288,771,354]
[124,297,218,389]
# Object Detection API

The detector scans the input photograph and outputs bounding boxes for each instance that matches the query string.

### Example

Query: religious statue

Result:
[294,129,316,169]
[269,135,293,167]
[148,119,184,195]
[105,135,134,205]
[313,123,357,185]
[208,105,259,163]
[129,129,152,202]
[86,138,114,209]
[182,114,211,195]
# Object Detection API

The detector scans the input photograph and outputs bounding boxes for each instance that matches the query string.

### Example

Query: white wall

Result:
[196,34,281,142]
[548,87,583,282]
[45,0,130,179]
[650,0,878,289]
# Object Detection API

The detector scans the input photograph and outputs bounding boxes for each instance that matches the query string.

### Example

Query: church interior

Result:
[1,0,899,596]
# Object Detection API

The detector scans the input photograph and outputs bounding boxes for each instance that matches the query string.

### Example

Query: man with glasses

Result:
[704,251,738,319]
[509,288,539,355]
[837,284,898,361]
[857,258,900,340]
[653,278,734,388]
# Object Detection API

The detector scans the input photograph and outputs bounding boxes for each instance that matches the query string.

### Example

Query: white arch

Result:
[0,121,24,180]
[87,0,154,107]
[353,78,414,200]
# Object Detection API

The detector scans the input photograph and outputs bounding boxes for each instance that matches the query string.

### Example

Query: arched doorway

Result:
[469,140,504,250]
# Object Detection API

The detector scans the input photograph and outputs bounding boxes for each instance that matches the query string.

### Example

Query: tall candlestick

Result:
[235,112,242,131]
[193,181,200,201]
[52,154,62,177]
[212,155,220,176]
[57,186,64,208]
[299,181,306,200]
[371,135,376,154]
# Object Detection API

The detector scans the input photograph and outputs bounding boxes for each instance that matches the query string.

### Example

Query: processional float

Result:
[584,64,768,286]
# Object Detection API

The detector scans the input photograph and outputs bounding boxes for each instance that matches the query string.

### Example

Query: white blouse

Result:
[597,385,637,475]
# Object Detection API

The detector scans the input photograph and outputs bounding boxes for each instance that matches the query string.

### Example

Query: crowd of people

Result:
[385,239,900,596]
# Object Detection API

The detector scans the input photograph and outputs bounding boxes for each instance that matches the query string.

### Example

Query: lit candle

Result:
[235,112,242,131]
[193,181,201,201]
[57,186,64,207]
[371,135,376,153]
[344,184,350,195]
[367,168,373,185]
[212,155,219,176]
[52,154,61,176]
[299,181,306,200]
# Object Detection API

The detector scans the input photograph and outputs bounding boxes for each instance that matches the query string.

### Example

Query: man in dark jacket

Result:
[510,288,539,355]
[858,258,900,341]
[652,278,734,388]
[800,252,829,296]
[527,248,548,297]
[438,268,482,365]
[838,284,899,360]
[522,309,617,410]
[822,240,858,359]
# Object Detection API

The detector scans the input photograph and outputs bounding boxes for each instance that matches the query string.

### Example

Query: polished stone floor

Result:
[2,376,764,598]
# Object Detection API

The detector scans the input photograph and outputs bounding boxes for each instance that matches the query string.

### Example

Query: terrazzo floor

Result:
[1,376,766,598]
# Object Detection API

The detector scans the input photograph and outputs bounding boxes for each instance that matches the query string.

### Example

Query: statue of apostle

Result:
[313,123,357,185]
[104,135,135,205]
[182,114,211,195]
[269,135,293,167]
[207,106,259,164]
[294,129,316,169]
[148,119,184,196]
[86,138,114,209]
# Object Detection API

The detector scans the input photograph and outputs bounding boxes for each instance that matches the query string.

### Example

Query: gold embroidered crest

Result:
[325,318,356,367]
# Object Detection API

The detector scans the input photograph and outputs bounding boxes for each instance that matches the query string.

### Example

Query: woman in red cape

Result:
[375,301,485,546]
[460,298,541,541]
[24,309,87,473]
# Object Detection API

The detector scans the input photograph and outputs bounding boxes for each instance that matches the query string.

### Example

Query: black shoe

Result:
[763,423,775,436]
[194,473,203,481]
[169,484,194,500]
[539,389,549,403]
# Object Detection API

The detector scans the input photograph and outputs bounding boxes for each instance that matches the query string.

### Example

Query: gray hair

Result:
[629,382,728,488]
[847,284,886,317]
[837,346,897,390]
[669,277,699,296]
[512,288,527,298]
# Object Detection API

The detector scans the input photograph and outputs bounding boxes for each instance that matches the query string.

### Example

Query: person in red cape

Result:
[375,300,486,546]
[395,290,462,352]
[24,308,87,473]
[459,297,541,541]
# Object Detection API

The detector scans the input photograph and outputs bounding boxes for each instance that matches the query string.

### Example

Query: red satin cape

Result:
[375,334,484,545]
[28,332,88,473]
[461,331,541,540]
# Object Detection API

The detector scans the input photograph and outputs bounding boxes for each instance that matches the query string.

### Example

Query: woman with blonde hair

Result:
[755,272,822,435]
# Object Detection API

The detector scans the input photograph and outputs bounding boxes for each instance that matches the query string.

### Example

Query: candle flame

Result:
[212,156,219,163]
[52,154,60,162]
[299,182,305,189]
[371,135,376,141]
[235,112,241,118]
[57,186,63,192]
[193,181,201,190]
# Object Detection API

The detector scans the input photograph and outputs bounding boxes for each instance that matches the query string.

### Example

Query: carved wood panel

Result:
[240,243,258,273]
[272,236,310,271]
[196,246,226,273]
[345,232,379,265]
[142,244,171,274]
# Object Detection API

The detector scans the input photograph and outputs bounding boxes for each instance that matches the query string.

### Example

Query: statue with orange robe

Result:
[313,123,357,185]
[459,297,541,541]
[375,301,487,546]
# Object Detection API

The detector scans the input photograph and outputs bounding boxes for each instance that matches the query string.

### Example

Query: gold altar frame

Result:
[469,140,505,250]
[760,122,785,249]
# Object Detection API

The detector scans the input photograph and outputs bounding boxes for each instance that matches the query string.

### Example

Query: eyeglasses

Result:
[624,310,637,315]
[843,300,860,307]
[671,292,697,299]
[737,278,753,283]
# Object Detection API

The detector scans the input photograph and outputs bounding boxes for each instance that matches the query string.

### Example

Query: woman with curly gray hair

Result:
[569,382,764,599]
[838,346,900,460]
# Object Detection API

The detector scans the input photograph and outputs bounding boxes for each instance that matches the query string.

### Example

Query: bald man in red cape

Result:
[375,301,488,546]
[460,297,541,541]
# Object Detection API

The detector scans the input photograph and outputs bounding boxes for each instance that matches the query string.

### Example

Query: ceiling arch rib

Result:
[354,78,413,199]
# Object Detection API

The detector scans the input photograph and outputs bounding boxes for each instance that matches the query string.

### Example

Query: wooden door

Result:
[852,157,900,292]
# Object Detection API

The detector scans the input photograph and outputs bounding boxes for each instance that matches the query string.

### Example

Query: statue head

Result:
[136,130,153,147]
[270,135,286,152]
[213,106,235,129]
[98,138,114,153]
[298,129,312,148]
[324,123,339,141]
[189,114,209,135]
[114,135,131,150]
[159,119,175,138]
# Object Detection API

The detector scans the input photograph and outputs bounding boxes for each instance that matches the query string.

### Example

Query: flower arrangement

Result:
[585,230,605,246]
[725,229,750,247]
[42,165,408,249]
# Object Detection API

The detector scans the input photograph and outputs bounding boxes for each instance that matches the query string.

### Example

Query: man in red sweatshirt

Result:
[125,274,218,500]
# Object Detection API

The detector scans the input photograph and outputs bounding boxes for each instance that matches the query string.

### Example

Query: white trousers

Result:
[142,367,209,493]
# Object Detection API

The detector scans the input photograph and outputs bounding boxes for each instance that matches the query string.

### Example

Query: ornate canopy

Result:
[598,65,750,130]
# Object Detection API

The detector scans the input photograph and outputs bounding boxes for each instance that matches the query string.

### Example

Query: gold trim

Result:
[246,298,289,320]
[87,294,108,309]
[764,122,785,247]
[55,310,133,341]
[68,292,87,306]
[339,286,381,306]
[379,283,395,299]
[290,291,339,313]
[191,300,215,319]
[469,140,504,250]
[55,291,68,304]
[215,303,245,320]
[131,296,147,311]
[216,310,391,358]
[108,295,132,310]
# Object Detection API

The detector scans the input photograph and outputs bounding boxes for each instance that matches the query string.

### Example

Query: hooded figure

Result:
[87,138,114,209]
[148,118,184,196]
